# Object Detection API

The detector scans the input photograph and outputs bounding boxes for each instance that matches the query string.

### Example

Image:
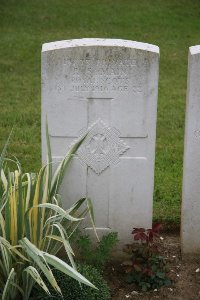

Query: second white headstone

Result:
[182,45,200,257]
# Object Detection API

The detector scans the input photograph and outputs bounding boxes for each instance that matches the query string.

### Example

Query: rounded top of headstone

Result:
[42,38,159,54]
[189,45,200,55]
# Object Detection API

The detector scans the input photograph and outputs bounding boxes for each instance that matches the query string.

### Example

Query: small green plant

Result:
[123,224,172,292]
[77,232,118,270]
[33,263,110,300]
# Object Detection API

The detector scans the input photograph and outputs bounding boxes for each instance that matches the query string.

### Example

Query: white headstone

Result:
[42,38,159,245]
[182,45,200,257]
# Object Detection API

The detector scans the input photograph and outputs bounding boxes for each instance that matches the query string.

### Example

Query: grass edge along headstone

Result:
[181,45,200,258]
[41,38,159,247]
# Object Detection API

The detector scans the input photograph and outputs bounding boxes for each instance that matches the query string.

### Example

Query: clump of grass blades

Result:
[0,126,97,300]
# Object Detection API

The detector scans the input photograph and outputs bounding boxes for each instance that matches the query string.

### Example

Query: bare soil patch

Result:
[104,233,200,300]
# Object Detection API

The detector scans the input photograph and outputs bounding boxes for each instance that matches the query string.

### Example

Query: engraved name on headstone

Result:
[42,39,159,245]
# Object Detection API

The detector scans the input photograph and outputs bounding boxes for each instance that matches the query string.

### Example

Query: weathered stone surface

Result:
[42,38,159,245]
[182,45,200,256]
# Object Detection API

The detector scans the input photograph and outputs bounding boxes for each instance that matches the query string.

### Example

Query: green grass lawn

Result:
[1,0,200,224]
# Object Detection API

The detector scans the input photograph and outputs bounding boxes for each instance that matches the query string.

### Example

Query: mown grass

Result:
[0,0,200,224]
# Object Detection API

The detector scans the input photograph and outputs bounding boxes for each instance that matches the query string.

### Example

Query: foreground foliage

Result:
[0,131,96,300]
[33,263,110,300]
[76,232,118,270]
[124,224,172,291]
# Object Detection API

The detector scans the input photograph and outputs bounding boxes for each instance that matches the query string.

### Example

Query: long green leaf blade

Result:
[43,252,97,289]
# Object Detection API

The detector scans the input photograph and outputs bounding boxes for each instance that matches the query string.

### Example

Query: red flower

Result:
[132,228,147,242]
[147,223,162,244]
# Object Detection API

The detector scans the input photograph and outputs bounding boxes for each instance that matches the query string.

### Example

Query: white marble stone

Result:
[41,38,159,245]
[181,45,200,256]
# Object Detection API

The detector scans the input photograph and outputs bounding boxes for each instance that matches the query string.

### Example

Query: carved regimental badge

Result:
[77,119,130,175]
